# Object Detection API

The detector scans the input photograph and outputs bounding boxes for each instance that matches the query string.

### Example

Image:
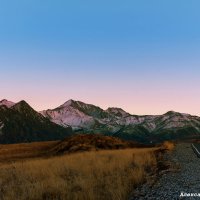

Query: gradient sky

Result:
[1,0,200,115]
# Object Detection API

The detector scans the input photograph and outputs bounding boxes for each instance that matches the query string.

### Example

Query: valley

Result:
[0,98,199,199]
[0,140,57,163]
[0,134,162,200]
[0,134,150,163]
[0,133,199,200]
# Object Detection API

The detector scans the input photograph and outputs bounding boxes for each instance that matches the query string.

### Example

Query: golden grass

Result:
[0,148,158,200]
[162,141,175,151]
[0,141,58,163]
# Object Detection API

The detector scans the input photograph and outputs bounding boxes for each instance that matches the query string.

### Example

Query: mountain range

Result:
[1,99,200,144]
[41,99,200,143]
[0,99,72,144]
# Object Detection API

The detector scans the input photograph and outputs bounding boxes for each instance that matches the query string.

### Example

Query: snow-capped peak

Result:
[0,99,15,108]
[41,99,96,130]
[41,99,200,142]
[58,99,76,108]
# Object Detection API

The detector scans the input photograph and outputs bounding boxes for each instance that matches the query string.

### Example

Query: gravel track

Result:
[130,143,200,200]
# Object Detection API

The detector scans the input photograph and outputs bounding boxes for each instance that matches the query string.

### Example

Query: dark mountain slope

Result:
[0,101,72,144]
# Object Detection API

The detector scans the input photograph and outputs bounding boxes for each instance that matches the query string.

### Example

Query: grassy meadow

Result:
[0,148,159,200]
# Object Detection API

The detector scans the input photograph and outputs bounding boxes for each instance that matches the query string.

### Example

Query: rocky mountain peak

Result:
[12,100,36,114]
[58,99,76,108]
[164,111,190,117]
[106,107,130,117]
[0,99,15,108]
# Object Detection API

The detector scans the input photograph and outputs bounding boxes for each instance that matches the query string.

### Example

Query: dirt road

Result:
[131,143,200,199]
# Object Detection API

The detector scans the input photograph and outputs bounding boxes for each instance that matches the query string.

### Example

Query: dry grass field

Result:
[0,135,173,200]
[0,134,150,163]
[0,148,158,200]
[0,141,58,163]
[162,141,175,151]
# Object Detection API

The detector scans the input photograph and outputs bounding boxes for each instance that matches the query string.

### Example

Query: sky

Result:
[1,0,200,115]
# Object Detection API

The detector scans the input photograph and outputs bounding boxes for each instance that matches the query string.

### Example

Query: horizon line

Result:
[0,98,198,117]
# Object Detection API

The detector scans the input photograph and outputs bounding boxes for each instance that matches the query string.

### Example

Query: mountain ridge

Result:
[0,99,72,144]
[41,99,200,142]
[1,98,200,143]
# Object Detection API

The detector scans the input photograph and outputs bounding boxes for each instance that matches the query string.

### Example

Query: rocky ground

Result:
[130,143,200,200]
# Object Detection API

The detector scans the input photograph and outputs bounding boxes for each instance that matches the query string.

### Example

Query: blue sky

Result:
[1,0,200,115]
